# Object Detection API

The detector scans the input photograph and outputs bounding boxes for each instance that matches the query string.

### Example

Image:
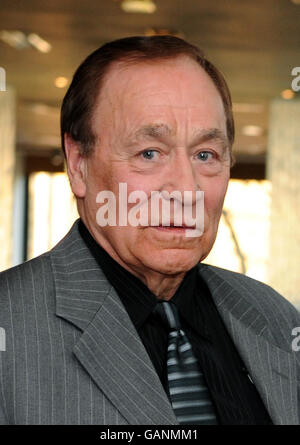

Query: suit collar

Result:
[50,219,110,331]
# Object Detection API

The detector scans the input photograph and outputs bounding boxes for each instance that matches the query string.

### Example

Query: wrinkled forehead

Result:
[90,56,228,146]
[97,55,222,108]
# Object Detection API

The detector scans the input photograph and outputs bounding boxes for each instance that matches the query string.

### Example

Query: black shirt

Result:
[78,219,272,425]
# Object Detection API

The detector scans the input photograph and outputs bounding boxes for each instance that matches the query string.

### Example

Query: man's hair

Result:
[61,35,235,157]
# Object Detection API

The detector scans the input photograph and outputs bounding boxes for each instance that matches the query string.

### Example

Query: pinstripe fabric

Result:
[199,265,300,425]
[0,219,299,424]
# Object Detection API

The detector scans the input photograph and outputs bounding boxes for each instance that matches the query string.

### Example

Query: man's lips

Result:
[148,225,204,238]
[150,224,196,230]
[157,221,196,227]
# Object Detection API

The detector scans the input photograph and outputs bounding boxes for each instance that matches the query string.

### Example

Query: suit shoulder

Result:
[200,262,285,298]
[199,263,300,324]
[0,251,51,278]
[0,252,53,304]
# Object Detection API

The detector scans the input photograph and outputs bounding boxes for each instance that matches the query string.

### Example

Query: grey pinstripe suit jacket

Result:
[0,219,299,425]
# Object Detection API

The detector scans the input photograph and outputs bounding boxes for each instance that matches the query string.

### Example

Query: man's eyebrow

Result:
[129,125,229,148]
[133,124,173,141]
[190,128,229,148]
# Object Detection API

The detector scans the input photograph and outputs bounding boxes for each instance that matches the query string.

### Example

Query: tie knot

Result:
[153,301,181,331]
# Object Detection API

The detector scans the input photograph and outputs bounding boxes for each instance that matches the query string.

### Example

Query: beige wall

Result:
[267,98,300,307]
[0,87,16,271]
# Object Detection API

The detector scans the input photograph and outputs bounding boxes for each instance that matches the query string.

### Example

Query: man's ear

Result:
[64,133,87,198]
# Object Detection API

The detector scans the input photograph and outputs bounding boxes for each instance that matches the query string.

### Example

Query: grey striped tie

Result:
[154,300,218,425]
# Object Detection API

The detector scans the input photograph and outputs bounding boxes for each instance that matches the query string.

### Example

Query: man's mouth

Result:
[152,223,196,231]
[147,222,204,238]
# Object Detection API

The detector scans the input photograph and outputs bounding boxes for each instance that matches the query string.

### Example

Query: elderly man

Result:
[0,36,299,425]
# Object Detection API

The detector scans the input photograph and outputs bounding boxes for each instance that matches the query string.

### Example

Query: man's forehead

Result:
[105,54,200,78]
[98,55,213,102]
[93,56,227,140]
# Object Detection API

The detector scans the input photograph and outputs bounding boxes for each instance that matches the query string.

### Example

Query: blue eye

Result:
[141,150,157,160]
[197,151,214,161]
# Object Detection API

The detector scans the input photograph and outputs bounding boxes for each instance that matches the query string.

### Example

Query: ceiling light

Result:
[242,125,264,137]
[0,30,29,49]
[0,30,51,53]
[55,77,68,88]
[27,33,52,53]
[281,89,295,100]
[121,0,156,14]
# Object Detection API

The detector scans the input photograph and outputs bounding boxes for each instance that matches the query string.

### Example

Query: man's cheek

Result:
[204,196,224,222]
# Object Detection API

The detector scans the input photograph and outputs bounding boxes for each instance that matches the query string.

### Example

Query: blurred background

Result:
[0,0,299,308]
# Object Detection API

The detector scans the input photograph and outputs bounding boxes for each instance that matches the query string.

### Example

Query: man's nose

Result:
[162,151,200,200]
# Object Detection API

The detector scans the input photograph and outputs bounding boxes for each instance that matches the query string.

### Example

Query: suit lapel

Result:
[51,220,178,425]
[199,264,298,425]
[73,285,178,425]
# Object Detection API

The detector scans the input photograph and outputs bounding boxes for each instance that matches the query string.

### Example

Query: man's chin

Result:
[137,250,203,276]
[137,229,214,273]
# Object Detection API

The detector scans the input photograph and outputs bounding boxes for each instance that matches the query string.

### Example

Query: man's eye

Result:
[141,149,158,160]
[197,151,214,161]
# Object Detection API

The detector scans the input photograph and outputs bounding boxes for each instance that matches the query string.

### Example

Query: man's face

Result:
[80,56,231,278]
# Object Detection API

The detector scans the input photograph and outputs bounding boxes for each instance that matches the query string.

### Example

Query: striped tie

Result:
[154,301,218,425]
